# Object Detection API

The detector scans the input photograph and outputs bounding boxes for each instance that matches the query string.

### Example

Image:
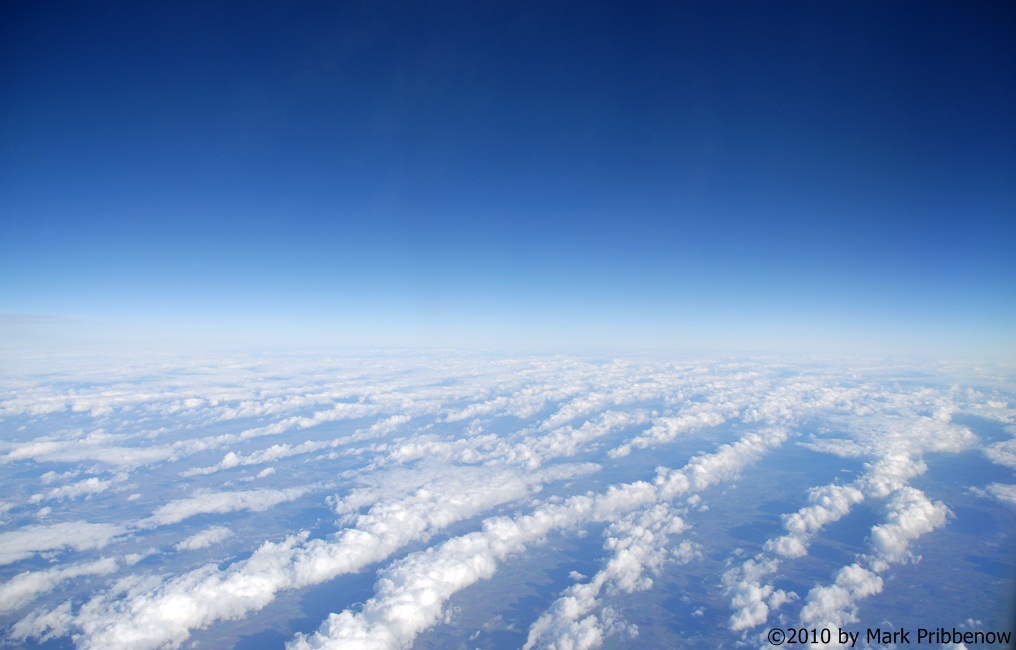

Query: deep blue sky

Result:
[2,1,1014,355]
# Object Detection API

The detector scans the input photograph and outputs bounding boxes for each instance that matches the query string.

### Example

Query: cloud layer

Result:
[0,352,1012,649]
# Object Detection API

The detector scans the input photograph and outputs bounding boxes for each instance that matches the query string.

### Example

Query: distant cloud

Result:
[768,484,865,559]
[0,521,123,566]
[49,464,592,650]
[525,428,787,649]
[723,401,967,637]
[796,486,949,645]
[139,487,312,528]
[292,427,787,650]
[2,440,175,468]
[609,409,725,458]
[0,557,117,614]
[174,525,233,551]
[30,476,115,503]
[980,483,1016,506]
[523,504,697,650]
[984,438,1016,470]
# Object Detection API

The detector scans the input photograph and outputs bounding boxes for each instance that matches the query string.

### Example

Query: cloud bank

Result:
[0,352,1011,649]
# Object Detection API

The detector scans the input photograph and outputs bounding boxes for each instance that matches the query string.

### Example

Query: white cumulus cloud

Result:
[0,521,124,566]
[174,525,233,551]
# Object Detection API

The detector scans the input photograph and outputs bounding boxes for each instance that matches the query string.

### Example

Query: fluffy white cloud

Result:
[511,410,652,469]
[30,476,115,503]
[45,463,586,650]
[523,504,692,649]
[2,440,175,468]
[722,554,795,633]
[182,415,415,477]
[293,427,787,650]
[139,487,312,528]
[768,484,865,559]
[10,600,76,642]
[795,486,950,646]
[174,525,233,551]
[608,409,725,459]
[0,521,124,565]
[656,428,789,500]
[799,563,883,631]
[984,438,1016,469]
[722,387,975,636]
[287,493,622,650]
[524,429,789,648]
[0,557,117,613]
[727,578,786,631]
[867,487,950,571]
[979,482,1016,506]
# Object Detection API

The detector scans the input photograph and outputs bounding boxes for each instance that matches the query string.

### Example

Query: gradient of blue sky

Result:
[2,1,1014,355]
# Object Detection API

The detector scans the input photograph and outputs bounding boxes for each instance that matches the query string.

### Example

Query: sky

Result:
[1,0,1014,356]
